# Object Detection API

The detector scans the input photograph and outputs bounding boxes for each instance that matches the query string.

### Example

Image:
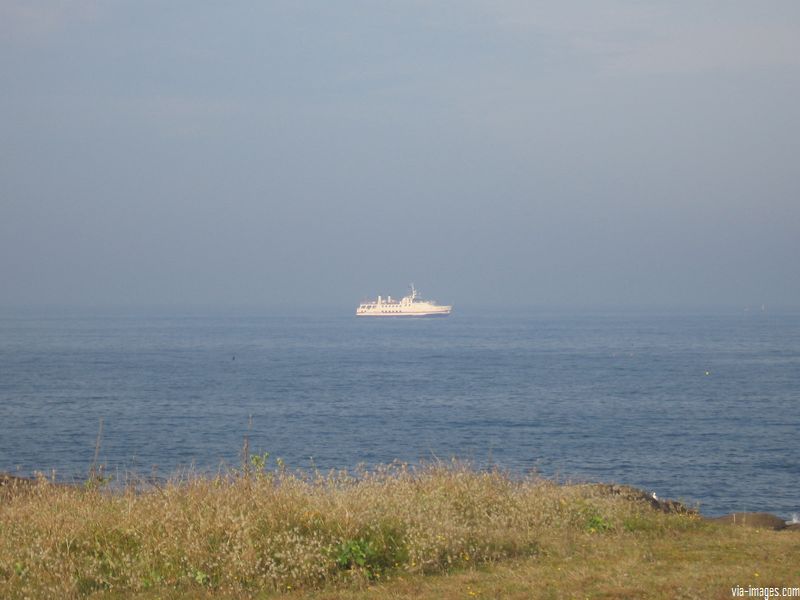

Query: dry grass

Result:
[292,523,800,600]
[1,461,796,599]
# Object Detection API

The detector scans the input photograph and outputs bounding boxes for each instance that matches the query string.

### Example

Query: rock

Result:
[708,512,787,530]
[783,523,800,532]
[587,484,697,515]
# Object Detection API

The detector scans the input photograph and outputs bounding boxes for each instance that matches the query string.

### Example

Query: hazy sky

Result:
[2,1,798,309]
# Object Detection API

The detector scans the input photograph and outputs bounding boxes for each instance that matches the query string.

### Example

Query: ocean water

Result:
[1,308,798,518]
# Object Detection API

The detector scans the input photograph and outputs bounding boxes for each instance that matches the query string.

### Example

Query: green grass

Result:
[1,461,797,599]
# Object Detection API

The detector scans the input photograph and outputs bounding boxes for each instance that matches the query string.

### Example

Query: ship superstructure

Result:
[356,285,452,317]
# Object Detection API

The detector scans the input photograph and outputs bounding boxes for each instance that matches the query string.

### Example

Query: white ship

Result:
[356,284,452,317]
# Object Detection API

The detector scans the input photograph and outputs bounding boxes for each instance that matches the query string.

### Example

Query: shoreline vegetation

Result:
[1,461,798,599]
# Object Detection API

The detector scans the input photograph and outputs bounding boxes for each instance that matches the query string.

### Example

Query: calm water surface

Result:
[1,308,798,518]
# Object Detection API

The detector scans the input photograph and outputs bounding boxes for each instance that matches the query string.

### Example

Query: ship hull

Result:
[356,285,451,317]
[356,311,450,317]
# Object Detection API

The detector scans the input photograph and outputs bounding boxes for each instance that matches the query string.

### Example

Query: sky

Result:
[1,1,798,309]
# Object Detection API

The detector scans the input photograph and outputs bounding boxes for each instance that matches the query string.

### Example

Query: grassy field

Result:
[1,460,798,599]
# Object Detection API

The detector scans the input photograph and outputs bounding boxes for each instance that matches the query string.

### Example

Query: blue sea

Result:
[1,308,798,519]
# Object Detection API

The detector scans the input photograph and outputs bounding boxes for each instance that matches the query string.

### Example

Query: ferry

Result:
[356,285,452,317]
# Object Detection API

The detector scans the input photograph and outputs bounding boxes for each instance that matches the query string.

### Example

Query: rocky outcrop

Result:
[707,512,792,531]
[587,483,698,515]
[586,485,798,531]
